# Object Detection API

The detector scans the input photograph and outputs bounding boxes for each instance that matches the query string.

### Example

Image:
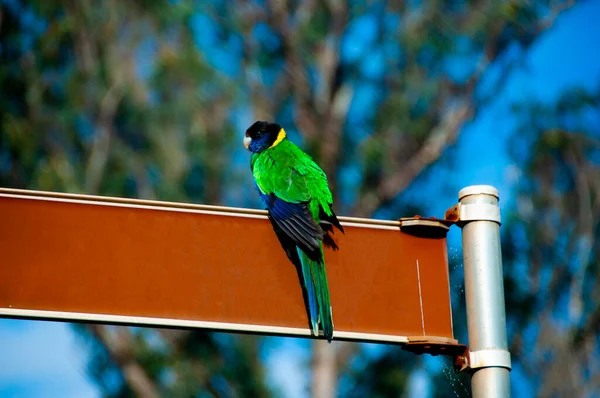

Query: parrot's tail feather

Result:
[297,246,334,342]
[299,246,319,336]
[318,207,343,251]
[320,222,340,250]
[319,207,344,234]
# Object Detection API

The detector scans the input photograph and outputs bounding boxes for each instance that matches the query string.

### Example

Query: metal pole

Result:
[458,185,511,397]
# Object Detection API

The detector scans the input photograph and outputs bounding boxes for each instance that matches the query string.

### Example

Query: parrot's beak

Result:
[243,136,251,149]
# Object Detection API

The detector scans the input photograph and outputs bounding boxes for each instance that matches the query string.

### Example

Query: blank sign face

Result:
[0,189,455,345]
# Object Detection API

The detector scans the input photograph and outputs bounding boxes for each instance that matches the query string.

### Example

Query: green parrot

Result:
[244,121,344,342]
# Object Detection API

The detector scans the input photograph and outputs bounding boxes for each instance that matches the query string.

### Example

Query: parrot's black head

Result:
[244,121,285,153]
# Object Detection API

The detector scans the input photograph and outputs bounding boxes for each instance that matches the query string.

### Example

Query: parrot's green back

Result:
[250,138,340,341]
[251,139,334,220]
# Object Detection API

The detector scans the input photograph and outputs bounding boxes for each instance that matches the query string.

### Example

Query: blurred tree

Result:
[0,0,579,396]
[2,1,266,396]
[503,86,600,396]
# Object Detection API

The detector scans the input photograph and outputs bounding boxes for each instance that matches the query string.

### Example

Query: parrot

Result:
[244,120,344,342]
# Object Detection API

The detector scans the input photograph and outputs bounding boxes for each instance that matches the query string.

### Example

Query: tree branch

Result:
[84,84,123,194]
[352,101,470,217]
[88,325,160,398]
[317,0,350,183]
[267,0,318,140]
[320,83,353,183]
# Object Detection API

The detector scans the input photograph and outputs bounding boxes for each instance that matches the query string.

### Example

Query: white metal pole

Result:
[458,185,511,397]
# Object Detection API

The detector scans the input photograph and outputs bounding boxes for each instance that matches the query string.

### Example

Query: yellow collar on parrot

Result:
[269,128,286,148]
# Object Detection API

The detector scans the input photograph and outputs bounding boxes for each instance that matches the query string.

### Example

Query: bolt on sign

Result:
[0,188,456,350]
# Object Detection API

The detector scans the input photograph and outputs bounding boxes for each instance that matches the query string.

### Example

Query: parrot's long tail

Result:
[297,245,333,342]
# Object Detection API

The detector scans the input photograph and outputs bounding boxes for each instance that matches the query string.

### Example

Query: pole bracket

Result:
[454,348,512,373]
[458,203,501,224]
[443,203,501,225]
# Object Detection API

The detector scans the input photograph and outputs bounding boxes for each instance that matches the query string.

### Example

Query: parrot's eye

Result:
[257,131,264,137]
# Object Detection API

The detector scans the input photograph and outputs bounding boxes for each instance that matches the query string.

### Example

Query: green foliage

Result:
[1,0,238,204]
[1,1,265,396]
[503,86,600,395]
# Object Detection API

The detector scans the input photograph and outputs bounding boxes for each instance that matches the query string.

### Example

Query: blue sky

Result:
[2,1,600,397]
[0,320,96,398]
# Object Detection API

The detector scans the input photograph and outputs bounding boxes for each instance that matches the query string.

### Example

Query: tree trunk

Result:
[312,341,337,398]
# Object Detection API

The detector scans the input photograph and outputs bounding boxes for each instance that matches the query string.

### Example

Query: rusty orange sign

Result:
[0,188,456,346]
